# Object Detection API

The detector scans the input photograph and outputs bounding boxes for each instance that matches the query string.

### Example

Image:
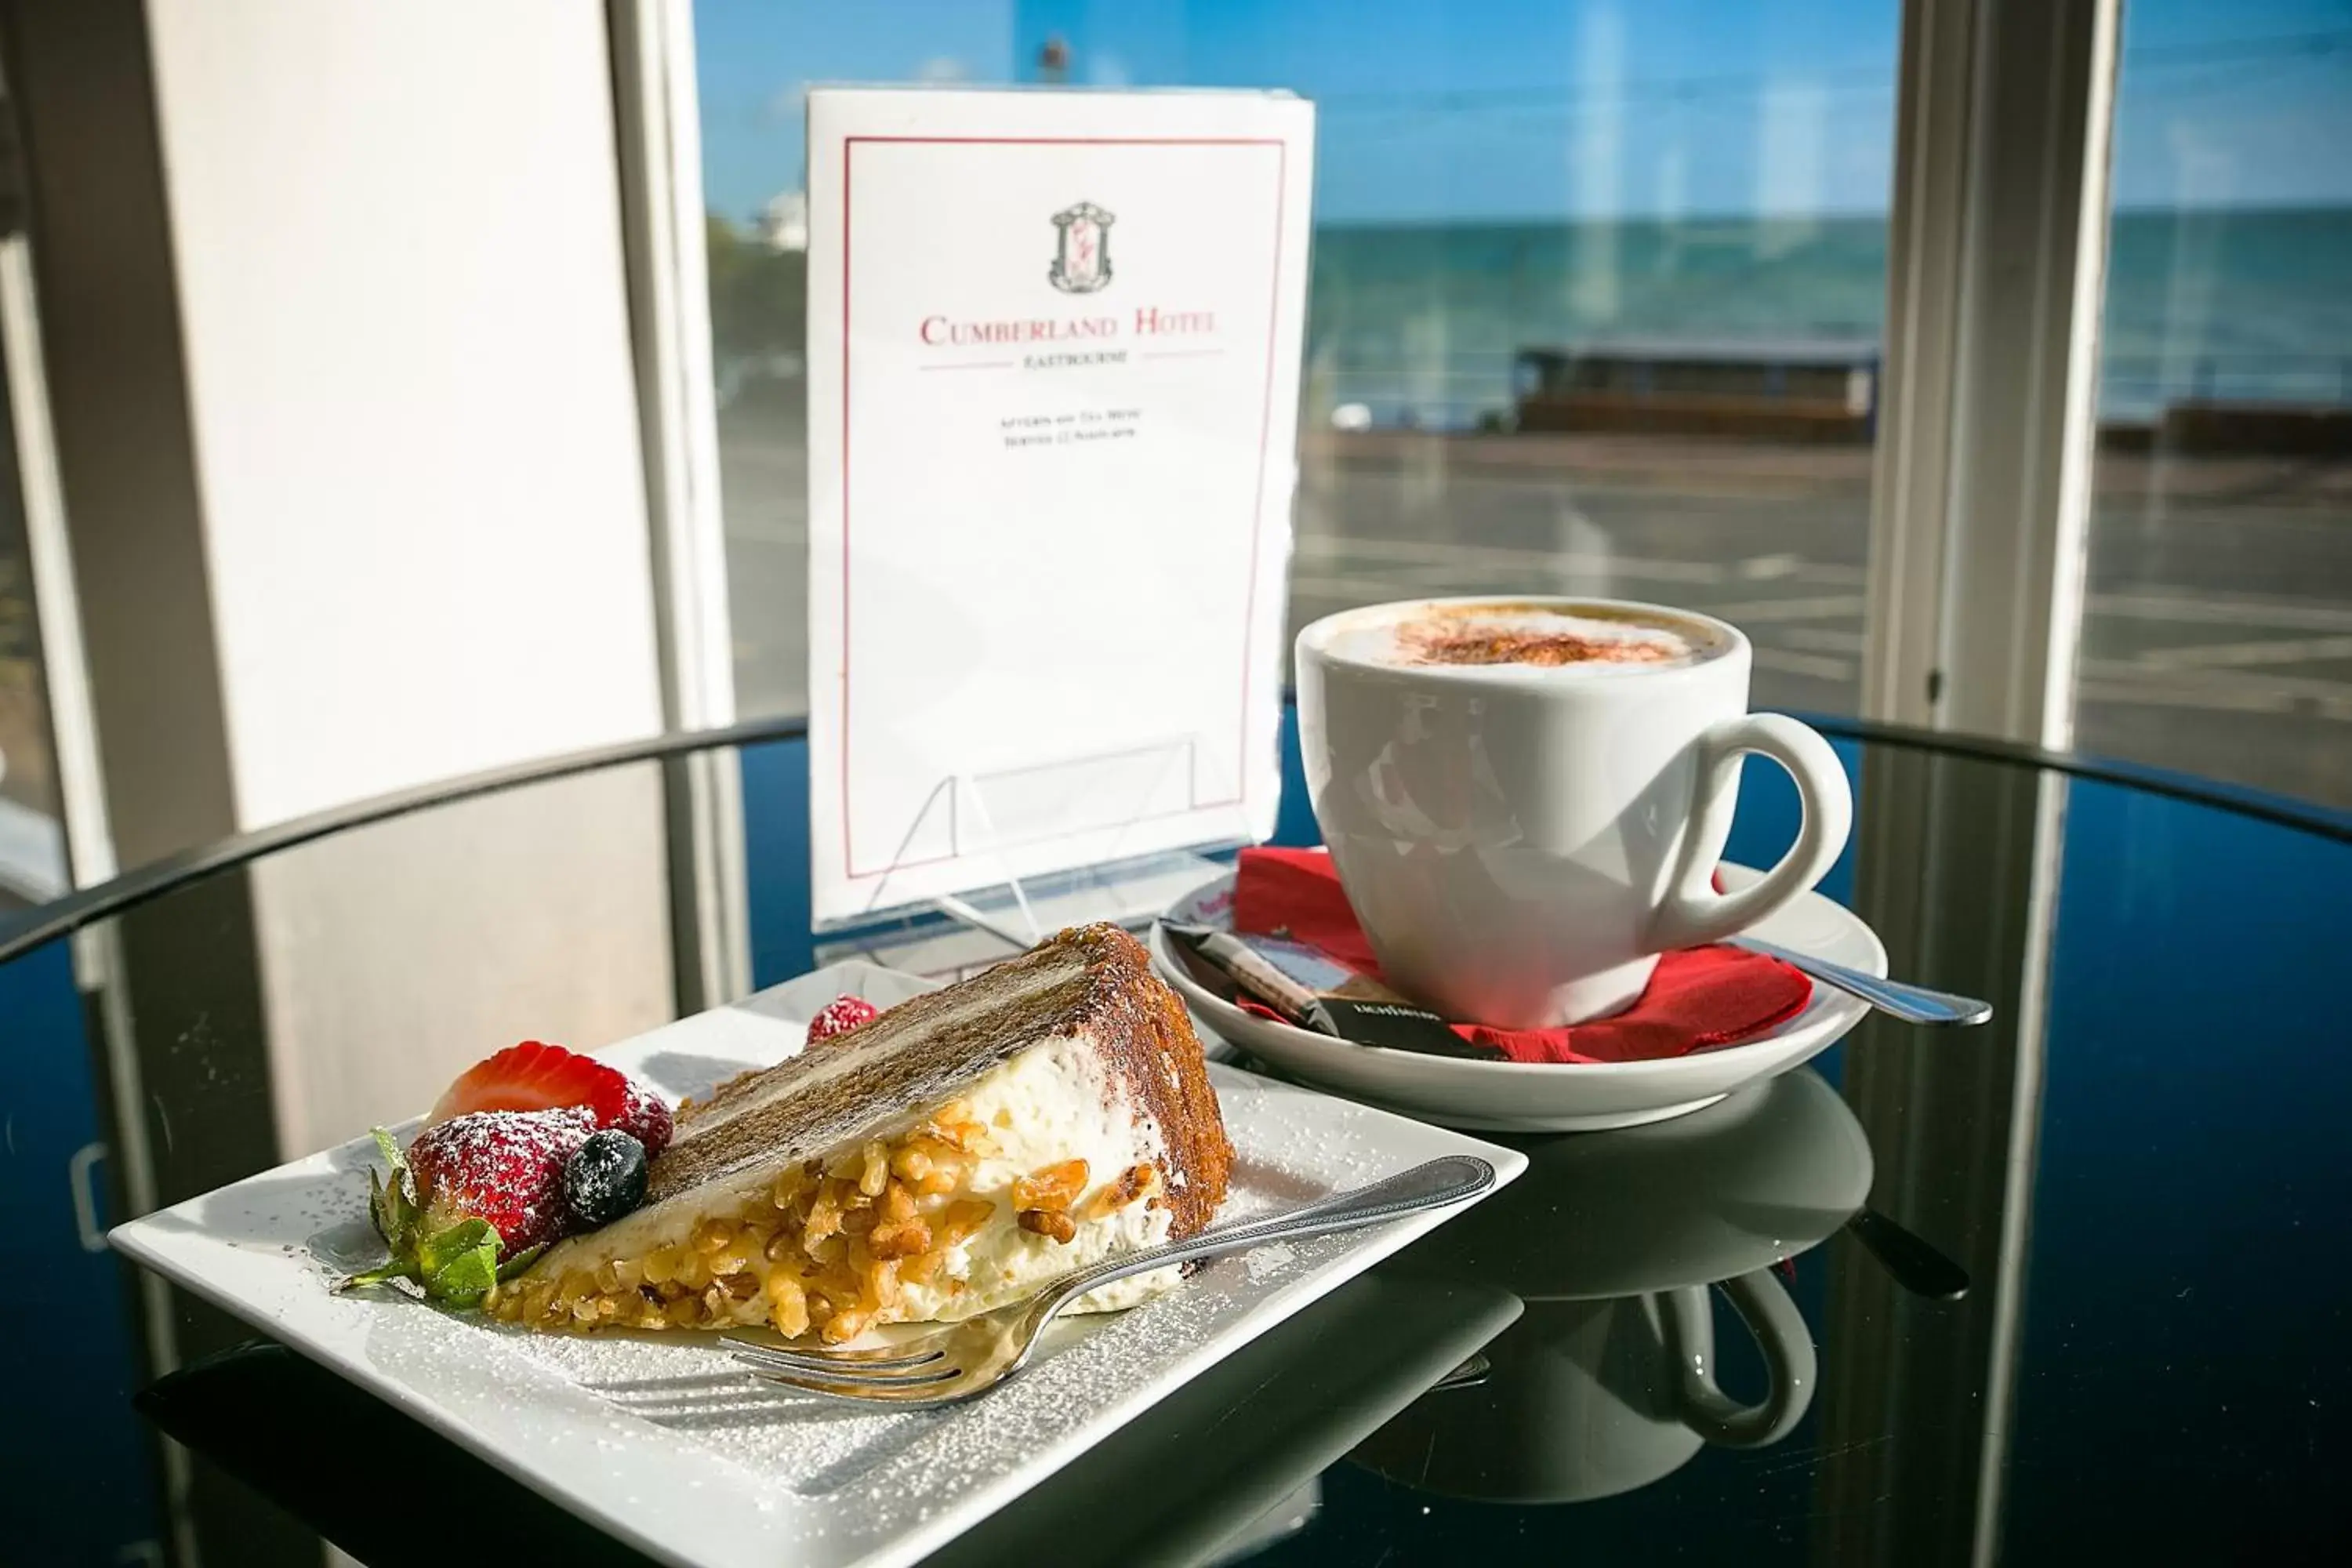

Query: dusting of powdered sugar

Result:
[488,1225,1356,1526]
[463,1072,1383,1548]
[408,1106,595,1251]
[223,1024,1454,1566]
[1244,1243,1299,1283]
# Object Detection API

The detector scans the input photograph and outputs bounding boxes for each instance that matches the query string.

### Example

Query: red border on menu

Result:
[839,136,1290,881]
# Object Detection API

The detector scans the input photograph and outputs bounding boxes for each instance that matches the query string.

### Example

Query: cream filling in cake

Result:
[897,1034,1175,1318]
[491,1027,1179,1339]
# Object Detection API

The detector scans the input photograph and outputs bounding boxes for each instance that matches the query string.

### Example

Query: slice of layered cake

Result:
[488,924,1232,1341]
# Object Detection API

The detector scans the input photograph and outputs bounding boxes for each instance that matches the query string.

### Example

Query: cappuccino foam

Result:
[1330,604,1704,672]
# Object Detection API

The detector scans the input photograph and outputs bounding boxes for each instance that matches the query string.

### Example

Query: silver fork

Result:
[724,1154,1497,1409]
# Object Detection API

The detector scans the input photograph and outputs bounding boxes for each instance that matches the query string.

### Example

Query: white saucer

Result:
[1149,863,1882,1133]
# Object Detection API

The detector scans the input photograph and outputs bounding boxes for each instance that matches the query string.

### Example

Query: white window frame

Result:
[1865,0,2122,749]
[609,0,751,1010]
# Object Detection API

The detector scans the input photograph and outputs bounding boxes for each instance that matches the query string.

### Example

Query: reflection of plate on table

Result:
[112,962,1524,1568]
[1151,864,1883,1132]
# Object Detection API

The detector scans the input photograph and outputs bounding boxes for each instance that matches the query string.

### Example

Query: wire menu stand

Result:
[815,735,1249,978]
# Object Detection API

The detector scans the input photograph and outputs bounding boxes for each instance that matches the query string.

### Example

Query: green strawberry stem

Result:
[336,1259,418,1290]
[336,1126,505,1308]
[497,1243,548,1281]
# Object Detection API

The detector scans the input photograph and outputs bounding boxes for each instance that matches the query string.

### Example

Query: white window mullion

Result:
[1865,0,2122,750]
[609,0,752,1010]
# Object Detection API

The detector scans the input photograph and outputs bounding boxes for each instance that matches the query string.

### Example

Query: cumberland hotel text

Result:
[918,307,1218,345]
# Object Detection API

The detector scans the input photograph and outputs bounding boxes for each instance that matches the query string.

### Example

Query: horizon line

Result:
[713,195,2352,230]
[1303,198,2352,229]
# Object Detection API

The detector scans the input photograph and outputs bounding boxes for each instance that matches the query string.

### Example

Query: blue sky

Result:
[695,0,2352,224]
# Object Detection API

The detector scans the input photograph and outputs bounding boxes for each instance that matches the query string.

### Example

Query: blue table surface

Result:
[3,715,2343,1566]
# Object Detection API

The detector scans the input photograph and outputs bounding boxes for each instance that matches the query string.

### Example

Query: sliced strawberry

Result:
[807,994,880,1044]
[428,1039,673,1161]
[427,1040,628,1126]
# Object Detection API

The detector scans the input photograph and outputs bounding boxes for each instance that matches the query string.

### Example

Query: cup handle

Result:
[1664,1269,1818,1448]
[1648,713,1853,952]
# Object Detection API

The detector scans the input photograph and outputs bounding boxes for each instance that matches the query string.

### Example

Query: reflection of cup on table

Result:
[1356,1276,1813,1504]
[1295,597,1853,1028]
[1354,1070,1871,1504]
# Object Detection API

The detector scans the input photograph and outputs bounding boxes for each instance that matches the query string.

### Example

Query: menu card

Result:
[805,87,1315,924]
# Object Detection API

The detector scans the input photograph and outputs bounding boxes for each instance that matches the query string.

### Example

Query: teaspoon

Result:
[1730,935,1992,1027]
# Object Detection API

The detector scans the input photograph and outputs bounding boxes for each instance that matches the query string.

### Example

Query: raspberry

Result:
[607,1077,673,1156]
[807,994,881,1044]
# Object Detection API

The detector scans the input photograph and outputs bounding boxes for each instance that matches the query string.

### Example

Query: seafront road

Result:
[715,417,2350,811]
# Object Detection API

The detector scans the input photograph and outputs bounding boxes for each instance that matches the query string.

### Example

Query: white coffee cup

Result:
[1295,596,1853,1028]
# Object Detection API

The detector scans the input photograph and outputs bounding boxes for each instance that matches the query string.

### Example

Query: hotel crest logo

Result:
[1048,201,1115,294]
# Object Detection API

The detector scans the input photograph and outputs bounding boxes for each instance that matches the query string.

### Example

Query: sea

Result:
[1303,205,2352,429]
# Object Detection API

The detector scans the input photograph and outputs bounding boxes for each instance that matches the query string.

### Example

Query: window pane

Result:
[2082,5,2352,809]
[0,332,65,909]
[695,1,1900,724]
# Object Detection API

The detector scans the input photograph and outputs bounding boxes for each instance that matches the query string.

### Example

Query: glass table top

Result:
[4,717,2346,1566]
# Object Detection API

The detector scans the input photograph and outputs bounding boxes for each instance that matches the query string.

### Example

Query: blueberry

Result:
[563,1128,648,1229]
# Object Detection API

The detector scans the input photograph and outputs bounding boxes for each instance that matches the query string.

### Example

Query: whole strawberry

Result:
[807,994,881,1044]
[409,1109,592,1258]
[339,1108,590,1305]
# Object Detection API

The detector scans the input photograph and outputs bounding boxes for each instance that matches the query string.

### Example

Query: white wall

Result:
[255,768,676,1156]
[132,2,681,1151]
[145,0,664,826]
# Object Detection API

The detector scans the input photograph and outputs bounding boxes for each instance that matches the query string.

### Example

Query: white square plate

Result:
[112,961,1523,1568]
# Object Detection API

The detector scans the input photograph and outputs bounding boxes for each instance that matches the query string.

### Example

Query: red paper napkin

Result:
[1232,846,1811,1065]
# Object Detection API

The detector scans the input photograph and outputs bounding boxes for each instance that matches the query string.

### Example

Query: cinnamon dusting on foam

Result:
[1397,625,1682,667]
[1323,602,1710,672]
